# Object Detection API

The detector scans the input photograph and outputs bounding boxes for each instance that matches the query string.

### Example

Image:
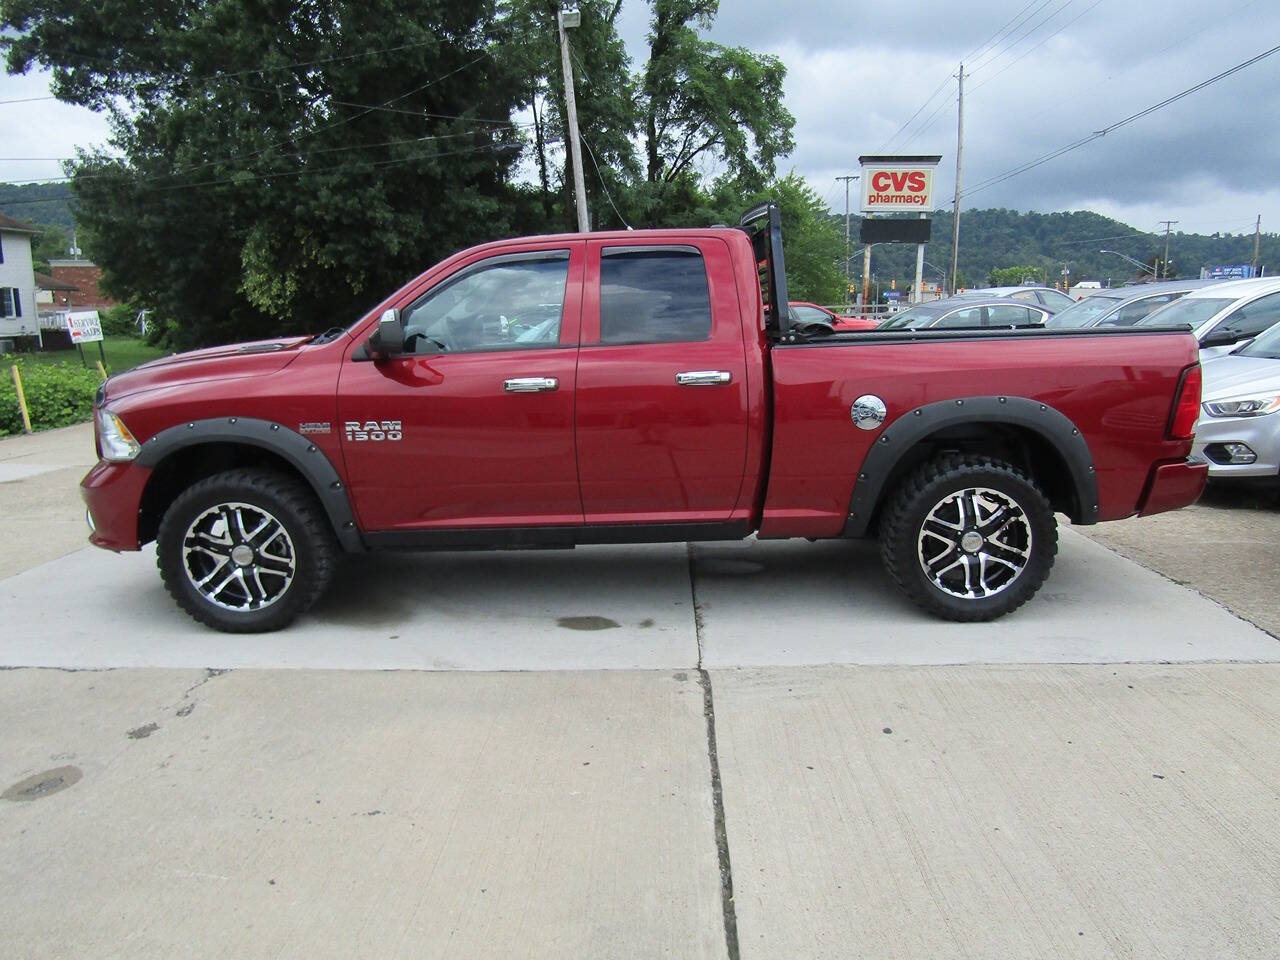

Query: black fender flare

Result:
[136,417,364,552]
[842,396,1099,537]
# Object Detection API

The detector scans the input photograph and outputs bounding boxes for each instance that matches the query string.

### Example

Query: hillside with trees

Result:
[845,208,1279,296]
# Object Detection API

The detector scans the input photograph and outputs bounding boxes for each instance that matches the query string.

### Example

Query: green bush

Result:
[101,304,139,337]
[0,358,102,436]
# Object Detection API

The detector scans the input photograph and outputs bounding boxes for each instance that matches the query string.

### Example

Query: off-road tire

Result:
[878,454,1058,621]
[157,468,338,633]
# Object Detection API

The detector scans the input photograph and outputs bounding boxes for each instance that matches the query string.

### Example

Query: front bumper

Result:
[80,460,151,551]
[1136,459,1209,517]
[1190,413,1280,481]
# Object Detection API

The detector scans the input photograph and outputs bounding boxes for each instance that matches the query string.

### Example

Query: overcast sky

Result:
[4,0,1279,240]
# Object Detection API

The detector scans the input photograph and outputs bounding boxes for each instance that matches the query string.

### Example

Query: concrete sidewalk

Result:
[0,421,95,579]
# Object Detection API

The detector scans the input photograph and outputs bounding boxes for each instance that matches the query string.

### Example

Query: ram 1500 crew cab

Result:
[82,204,1207,631]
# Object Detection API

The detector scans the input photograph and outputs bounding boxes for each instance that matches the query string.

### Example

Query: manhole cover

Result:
[2,765,82,802]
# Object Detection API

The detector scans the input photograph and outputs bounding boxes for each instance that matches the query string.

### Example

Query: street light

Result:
[1099,249,1157,278]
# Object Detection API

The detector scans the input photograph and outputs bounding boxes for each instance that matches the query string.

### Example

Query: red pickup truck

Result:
[82,204,1207,632]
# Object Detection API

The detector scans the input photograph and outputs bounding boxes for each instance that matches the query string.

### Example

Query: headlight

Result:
[1202,395,1280,418]
[97,408,141,461]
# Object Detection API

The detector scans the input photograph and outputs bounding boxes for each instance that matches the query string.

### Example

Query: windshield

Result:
[879,305,944,329]
[1236,322,1280,360]
[1045,294,1124,329]
[1133,297,1232,329]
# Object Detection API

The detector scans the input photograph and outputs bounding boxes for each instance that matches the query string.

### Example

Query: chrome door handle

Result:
[675,370,732,386]
[504,377,559,393]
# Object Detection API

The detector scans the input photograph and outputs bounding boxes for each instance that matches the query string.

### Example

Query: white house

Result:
[0,213,39,340]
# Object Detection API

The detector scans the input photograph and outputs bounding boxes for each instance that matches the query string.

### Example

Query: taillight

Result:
[1168,363,1202,440]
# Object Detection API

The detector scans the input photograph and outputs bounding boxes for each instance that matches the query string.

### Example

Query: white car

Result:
[952,285,1077,313]
[1135,276,1280,358]
[1192,321,1280,485]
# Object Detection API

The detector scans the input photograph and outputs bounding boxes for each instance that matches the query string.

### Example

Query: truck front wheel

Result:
[878,455,1058,621]
[156,468,338,633]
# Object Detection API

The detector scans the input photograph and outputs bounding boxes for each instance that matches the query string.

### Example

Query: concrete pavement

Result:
[0,421,95,579]
[714,663,1280,959]
[4,422,1280,959]
[0,667,725,959]
[1,531,1275,670]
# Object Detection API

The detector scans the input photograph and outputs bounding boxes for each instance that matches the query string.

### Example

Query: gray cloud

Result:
[619,0,1280,228]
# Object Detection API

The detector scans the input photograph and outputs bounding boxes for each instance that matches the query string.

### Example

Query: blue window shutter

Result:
[13,288,19,317]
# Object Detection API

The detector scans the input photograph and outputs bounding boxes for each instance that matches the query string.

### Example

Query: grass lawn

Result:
[22,335,168,375]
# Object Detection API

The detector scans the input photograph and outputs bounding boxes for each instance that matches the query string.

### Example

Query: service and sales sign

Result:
[859,155,941,213]
[66,310,103,344]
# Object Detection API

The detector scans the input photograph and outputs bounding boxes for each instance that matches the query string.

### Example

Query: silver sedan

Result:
[1193,322,1280,485]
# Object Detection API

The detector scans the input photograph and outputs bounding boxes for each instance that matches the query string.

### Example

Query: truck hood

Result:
[1199,354,1280,401]
[101,335,312,403]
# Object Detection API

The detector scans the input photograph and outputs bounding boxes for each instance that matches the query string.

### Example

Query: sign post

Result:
[66,311,106,368]
[859,155,942,305]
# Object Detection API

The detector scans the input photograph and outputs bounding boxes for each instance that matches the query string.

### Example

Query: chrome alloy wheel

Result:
[181,502,296,611]
[916,486,1033,599]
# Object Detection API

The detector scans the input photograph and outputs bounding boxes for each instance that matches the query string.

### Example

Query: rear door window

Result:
[1212,291,1280,340]
[599,248,712,344]
[986,304,1035,326]
[933,306,986,328]
[1105,293,1183,326]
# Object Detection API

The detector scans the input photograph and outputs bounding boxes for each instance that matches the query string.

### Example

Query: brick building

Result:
[46,259,119,311]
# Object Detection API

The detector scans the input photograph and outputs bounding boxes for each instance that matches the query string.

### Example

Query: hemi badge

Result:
[299,422,331,435]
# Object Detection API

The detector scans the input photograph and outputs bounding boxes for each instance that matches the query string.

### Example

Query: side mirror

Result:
[1200,326,1243,349]
[366,308,404,359]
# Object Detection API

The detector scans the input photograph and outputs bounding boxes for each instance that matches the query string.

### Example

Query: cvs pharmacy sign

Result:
[859,155,940,213]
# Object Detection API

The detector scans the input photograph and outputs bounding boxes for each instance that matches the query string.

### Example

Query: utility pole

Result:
[1158,219,1178,279]
[556,5,589,233]
[949,63,964,294]
[1252,214,1262,277]
[836,175,858,289]
[862,244,872,312]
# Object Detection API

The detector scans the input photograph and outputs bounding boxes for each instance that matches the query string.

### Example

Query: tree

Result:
[505,0,639,231]
[752,174,845,305]
[30,222,69,273]
[635,0,793,224]
[3,0,532,348]
[987,264,1048,286]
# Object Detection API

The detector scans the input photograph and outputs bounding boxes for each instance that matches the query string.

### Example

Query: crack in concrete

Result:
[689,543,740,960]
[182,667,229,700]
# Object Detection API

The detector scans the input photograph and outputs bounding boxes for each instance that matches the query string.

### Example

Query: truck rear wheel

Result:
[156,468,338,633]
[878,454,1058,621]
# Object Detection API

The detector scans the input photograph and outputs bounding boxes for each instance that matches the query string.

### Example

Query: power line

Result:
[969,0,1104,93]
[0,128,526,186]
[877,74,954,152]
[578,132,631,230]
[875,2,1045,154]
[998,0,1264,126]
[0,37,487,96]
[962,42,1280,199]
[958,0,1046,68]
[896,92,958,151]
[967,0,1066,78]
[1055,231,1154,245]
[0,140,535,206]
